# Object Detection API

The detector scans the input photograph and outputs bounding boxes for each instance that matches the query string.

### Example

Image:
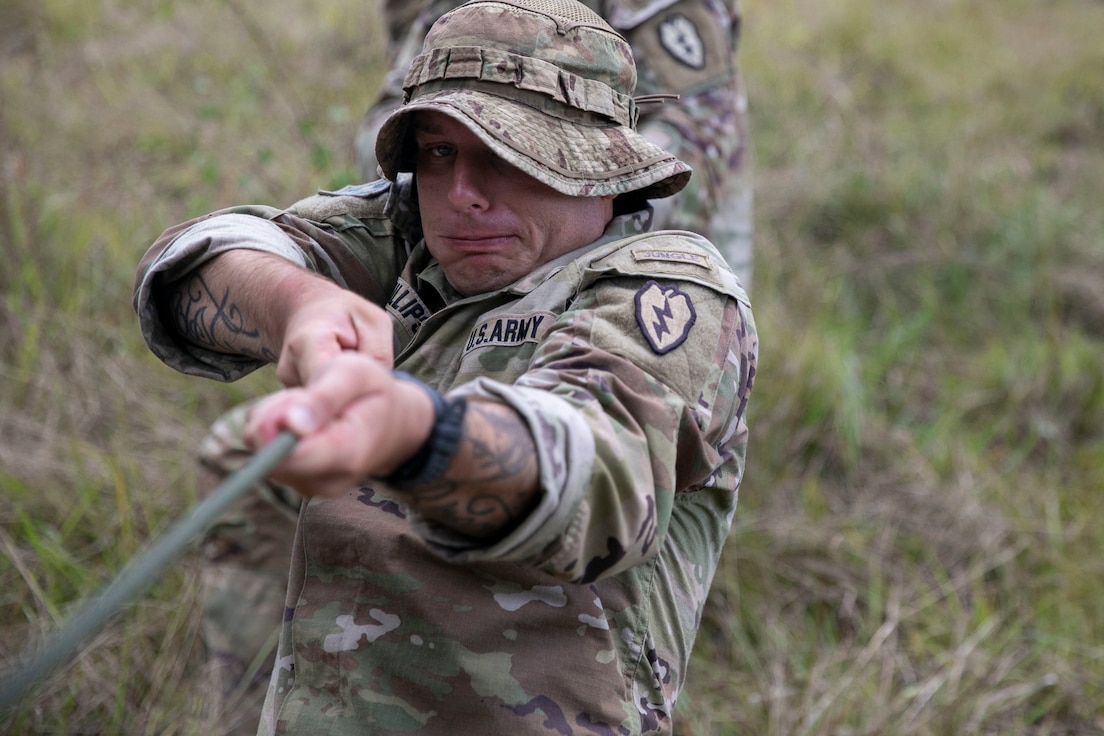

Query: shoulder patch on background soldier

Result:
[658,13,704,69]
[634,280,697,355]
[625,0,733,95]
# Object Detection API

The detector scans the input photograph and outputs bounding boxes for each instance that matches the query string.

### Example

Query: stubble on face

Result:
[411,111,614,296]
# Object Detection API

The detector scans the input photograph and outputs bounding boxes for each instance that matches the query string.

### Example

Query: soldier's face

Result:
[413,111,614,296]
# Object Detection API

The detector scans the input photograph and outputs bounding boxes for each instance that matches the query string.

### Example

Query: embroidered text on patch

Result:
[635,281,697,355]
[464,312,553,354]
[632,248,709,267]
[387,279,430,336]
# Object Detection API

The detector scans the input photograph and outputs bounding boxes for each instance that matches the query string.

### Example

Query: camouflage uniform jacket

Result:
[133,178,757,735]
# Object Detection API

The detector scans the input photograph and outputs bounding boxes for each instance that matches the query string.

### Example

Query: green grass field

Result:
[2,0,1103,733]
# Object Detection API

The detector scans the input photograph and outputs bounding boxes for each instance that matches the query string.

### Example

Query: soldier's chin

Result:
[445,261,516,296]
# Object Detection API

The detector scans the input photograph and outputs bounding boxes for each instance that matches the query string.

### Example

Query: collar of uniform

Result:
[505,207,654,293]
[415,256,465,305]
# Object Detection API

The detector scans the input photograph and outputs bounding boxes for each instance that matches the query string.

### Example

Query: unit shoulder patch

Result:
[658,13,704,70]
[634,280,697,355]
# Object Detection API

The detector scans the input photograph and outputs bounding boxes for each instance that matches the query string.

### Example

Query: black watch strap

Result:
[384,372,467,490]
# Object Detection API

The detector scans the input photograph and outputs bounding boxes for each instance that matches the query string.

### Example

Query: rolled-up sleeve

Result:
[405,380,597,568]
[133,212,313,381]
[407,269,756,585]
[134,188,403,380]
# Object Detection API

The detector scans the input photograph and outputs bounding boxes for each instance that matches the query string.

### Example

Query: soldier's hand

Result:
[244,352,434,498]
[275,284,394,387]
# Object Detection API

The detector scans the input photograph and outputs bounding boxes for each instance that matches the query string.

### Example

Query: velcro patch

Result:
[632,248,710,268]
[463,312,554,355]
[634,280,697,355]
[387,279,430,337]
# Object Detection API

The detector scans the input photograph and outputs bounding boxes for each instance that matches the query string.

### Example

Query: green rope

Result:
[0,430,298,714]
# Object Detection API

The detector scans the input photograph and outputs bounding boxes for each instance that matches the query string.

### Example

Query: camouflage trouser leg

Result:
[197,404,301,736]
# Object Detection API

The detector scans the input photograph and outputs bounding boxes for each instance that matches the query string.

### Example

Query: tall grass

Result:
[1,0,382,732]
[2,0,1102,733]
[673,1,1104,733]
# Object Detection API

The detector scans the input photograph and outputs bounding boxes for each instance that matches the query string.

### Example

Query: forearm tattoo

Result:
[166,272,275,361]
[406,402,539,539]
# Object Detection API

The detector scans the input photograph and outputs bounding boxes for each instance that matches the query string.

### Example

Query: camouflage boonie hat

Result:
[375,0,692,199]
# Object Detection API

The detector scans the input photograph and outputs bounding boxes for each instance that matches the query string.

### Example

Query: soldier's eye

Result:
[424,143,454,158]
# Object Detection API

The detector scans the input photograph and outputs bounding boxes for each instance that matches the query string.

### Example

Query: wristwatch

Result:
[384,372,467,490]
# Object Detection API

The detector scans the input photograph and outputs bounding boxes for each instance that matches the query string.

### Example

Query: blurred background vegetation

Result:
[1,0,1102,733]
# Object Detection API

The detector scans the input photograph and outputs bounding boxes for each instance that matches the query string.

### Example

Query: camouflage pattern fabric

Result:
[135,176,757,734]
[192,402,302,735]
[373,0,692,200]
[356,0,753,289]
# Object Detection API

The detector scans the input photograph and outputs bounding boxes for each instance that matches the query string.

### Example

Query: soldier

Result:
[357,0,753,288]
[196,3,752,731]
[135,1,757,734]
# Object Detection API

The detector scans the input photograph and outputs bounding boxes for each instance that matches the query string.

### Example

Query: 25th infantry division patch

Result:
[635,280,697,355]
